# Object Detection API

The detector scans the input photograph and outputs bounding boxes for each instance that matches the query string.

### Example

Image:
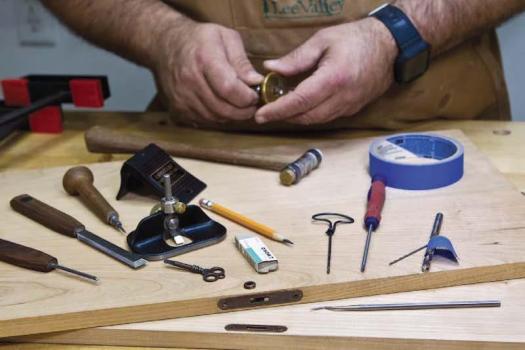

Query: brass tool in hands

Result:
[0,238,98,282]
[252,72,290,105]
[312,213,354,274]
[10,194,147,269]
[63,166,126,234]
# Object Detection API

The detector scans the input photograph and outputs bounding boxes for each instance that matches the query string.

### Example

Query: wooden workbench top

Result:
[1,112,524,350]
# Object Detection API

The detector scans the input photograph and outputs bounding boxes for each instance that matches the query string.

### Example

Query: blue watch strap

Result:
[370,4,424,52]
[370,4,430,83]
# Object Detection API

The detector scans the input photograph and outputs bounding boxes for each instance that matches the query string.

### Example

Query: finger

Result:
[254,65,340,123]
[222,30,264,86]
[285,94,346,125]
[263,35,326,76]
[195,73,256,121]
[203,48,259,108]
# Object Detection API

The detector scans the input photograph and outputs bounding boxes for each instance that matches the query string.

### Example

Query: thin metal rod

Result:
[52,264,99,282]
[0,90,70,127]
[327,235,332,274]
[389,244,427,266]
[163,174,172,198]
[312,300,501,312]
[360,225,373,272]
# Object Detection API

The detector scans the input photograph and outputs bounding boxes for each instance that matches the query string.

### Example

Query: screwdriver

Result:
[63,166,126,234]
[360,176,386,272]
[0,238,98,282]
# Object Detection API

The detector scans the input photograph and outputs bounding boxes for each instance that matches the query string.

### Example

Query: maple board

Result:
[12,280,525,349]
[1,130,525,339]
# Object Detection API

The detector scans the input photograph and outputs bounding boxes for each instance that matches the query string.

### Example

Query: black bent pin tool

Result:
[312,213,354,274]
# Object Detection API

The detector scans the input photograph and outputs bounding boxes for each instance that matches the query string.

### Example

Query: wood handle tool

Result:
[85,126,321,185]
[10,194,147,269]
[0,238,98,282]
[85,126,288,171]
[63,166,126,233]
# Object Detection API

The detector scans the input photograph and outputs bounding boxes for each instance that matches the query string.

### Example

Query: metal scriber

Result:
[10,194,147,269]
[312,300,501,311]
[0,237,98,282]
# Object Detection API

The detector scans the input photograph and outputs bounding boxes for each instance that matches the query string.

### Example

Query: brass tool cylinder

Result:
[253,72,290,105]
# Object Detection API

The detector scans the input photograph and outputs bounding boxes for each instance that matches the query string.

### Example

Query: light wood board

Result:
[11,280,525,349]
[1,130,525,339]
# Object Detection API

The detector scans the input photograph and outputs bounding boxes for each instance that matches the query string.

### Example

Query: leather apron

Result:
[157,0,510,131]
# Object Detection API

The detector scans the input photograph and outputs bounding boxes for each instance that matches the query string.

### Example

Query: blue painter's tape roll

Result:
[369,133,464,190]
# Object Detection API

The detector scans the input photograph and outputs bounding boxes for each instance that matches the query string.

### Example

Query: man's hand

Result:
[156,21,263,123]
[254,18,398,125]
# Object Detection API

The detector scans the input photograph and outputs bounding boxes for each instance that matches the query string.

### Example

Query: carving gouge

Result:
[63,166,126,234]
[0,238,98,282]
[10,194,147,269]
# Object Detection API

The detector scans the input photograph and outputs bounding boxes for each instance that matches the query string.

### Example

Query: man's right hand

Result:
[154,21,263,124]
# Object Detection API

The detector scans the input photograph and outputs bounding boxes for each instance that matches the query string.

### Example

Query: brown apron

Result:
[155,0,510,131]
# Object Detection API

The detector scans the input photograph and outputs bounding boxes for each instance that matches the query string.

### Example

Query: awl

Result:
[63,166,126,234]
[10,194,147,269]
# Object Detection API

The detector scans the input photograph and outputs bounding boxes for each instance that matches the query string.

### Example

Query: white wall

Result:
[0,0,156,111]
[497,12,525,121]
[0,0,524,120]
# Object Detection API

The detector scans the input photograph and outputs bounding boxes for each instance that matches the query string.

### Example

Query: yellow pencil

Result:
[199,198,293,245]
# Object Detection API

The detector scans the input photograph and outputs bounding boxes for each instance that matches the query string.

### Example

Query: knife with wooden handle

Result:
[10,194,147,269]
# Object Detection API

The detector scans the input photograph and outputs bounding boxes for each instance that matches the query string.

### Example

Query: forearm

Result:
[42,0,191,69]
[394,0,525,55]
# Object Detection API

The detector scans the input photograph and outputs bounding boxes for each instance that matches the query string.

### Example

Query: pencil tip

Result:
[283,239,294,245]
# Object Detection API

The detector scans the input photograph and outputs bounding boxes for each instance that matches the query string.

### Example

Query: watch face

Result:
[397,42,431,83]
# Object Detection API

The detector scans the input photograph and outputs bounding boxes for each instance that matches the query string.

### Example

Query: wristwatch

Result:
[369,3,431,84]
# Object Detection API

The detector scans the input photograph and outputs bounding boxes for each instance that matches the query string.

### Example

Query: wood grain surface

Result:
[1,126,525,340]
[1,112,524,350]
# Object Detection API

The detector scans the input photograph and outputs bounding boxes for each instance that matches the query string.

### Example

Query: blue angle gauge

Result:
[369,133,464,190]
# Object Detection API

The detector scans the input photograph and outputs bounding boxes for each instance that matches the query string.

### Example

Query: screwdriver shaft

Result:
[360,225,373,272]
[51,263,99,282]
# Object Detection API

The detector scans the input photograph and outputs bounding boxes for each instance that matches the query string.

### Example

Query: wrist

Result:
[143,12,196,70]
[365,17,399,67]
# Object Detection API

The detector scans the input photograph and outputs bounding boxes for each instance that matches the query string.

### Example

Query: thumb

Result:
[264,37,325,76]
[222,30,264,85]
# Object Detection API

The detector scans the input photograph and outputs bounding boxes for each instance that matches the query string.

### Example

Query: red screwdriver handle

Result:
[364,177,386,230]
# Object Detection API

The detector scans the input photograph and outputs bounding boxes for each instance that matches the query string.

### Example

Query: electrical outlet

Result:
[15,0,57,46]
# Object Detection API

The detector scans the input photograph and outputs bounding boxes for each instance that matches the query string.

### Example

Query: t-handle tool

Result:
[63,166,126,234]
[312,213,354,274]
[0,238,98,282]
[360,176,386,272]
[10,194,147,269]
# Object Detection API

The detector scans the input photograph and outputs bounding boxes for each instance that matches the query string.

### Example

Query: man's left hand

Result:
[255,18,398,125]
